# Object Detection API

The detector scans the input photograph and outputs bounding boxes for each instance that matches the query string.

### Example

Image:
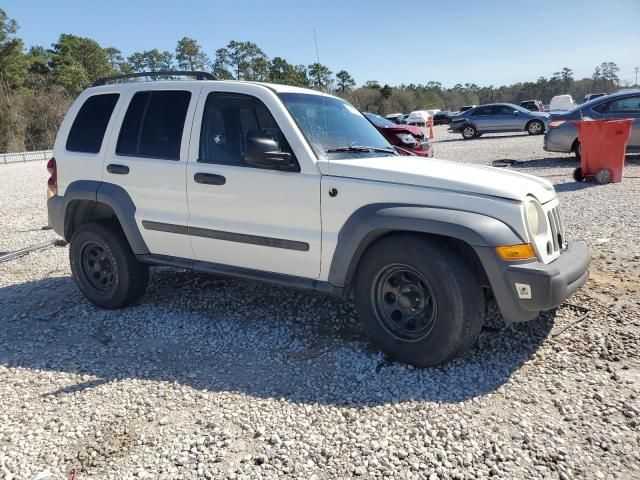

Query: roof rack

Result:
[92,71,217,87]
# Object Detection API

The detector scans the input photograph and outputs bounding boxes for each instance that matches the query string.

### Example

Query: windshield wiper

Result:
[326,145,396,154]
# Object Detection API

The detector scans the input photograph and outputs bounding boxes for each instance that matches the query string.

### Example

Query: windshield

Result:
[278,93,394,159]
[363,112,396,127]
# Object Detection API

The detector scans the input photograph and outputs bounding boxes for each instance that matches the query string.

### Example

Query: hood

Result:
[529,111,550,119]
[317,156,556,203]
[379,124,425,137]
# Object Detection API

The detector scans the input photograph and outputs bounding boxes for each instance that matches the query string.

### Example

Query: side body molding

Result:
[327,203,524,288]
[48,180,149,255]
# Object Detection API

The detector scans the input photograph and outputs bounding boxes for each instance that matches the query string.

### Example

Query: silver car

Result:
[544,90,640,159]
[449,103,549,139]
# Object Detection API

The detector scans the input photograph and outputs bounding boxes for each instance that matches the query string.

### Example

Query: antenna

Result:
[314,28,332,192]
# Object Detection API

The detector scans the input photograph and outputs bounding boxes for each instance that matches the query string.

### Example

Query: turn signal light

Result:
[496,244,536,261]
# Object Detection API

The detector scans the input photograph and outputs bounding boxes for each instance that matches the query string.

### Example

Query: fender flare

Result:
[56,180,149,254]
[327,203,524,288]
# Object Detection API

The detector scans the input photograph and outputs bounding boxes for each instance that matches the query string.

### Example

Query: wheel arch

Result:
[328,204,524,292]
[58,181,149,254]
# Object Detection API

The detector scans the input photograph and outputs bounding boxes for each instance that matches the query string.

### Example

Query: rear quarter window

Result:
[66,94,120,153]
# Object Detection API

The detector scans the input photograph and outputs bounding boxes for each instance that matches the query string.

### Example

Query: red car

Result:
[363,112,433,157]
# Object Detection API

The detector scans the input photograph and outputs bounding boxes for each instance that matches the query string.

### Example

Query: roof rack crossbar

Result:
[92,71,217,87]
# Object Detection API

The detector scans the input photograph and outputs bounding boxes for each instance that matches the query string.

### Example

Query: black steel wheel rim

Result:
[372,264,438,342]
[80,241,116,293]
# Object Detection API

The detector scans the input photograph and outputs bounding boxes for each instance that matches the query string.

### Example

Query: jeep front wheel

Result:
[353,234,484,367]
[70,222,149,309]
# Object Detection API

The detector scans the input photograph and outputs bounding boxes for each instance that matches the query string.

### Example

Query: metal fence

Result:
[0,150,53,165]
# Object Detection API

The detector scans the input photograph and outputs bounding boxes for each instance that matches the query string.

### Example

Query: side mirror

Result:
[513,110,520,115]
[245,132,297,171]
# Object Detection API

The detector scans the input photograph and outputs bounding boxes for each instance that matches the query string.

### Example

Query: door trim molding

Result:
[141,220,310,252]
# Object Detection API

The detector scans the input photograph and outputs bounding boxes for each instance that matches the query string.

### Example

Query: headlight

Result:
[395,133,417,146]
[524,197,550,257]
[525,199,541,236]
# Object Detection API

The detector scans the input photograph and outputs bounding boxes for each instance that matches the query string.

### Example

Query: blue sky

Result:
[6,0,640,87]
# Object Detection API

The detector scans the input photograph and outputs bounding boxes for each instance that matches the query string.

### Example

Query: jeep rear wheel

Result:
[353,234,485,367]
[70,222,149,309]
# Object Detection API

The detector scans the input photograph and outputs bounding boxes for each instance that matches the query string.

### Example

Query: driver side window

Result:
[198,92,296,168]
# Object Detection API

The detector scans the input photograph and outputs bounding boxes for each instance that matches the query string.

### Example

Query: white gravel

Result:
[1,132,639,479]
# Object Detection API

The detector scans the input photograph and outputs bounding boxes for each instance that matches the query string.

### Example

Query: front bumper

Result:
[475,241,590,323]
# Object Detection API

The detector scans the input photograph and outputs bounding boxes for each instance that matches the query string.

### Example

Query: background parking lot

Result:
[1,126,639,479]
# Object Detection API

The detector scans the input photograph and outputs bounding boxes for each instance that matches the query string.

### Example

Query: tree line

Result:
[0,8,631,153]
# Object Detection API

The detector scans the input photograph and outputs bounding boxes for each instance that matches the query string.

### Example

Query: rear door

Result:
[102,83,203,259]
[596,95,640,150]
[470,106,496,131]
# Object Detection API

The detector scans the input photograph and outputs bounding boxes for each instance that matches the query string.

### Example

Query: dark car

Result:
[432,111,452,125]
[520,100,545,112]
[363,112,433,157]
[449,103,549,139]
[459,105,476,113]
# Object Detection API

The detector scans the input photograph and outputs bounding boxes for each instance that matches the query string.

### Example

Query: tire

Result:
[462,124,477,140]
[595,168,611,185]
[69,221,149,309]
[526,120,544,135]
[573,167,584,182]
[572,141,581,161]
[353,234,485,367]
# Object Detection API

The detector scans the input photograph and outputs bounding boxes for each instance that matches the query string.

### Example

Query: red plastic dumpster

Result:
[572,119,633,184]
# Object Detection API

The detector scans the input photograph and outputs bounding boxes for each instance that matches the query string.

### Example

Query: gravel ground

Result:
[1,128,639,480]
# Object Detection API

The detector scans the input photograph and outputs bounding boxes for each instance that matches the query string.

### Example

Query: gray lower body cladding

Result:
[474,241,590,323]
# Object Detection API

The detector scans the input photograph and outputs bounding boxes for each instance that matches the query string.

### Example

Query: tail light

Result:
[47,157,57,197]
[548,120,566,129]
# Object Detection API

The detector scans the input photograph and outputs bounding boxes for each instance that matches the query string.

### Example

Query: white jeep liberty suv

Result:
[47,71,590,367]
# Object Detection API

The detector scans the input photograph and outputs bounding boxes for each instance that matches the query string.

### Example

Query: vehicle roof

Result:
[474,103,517,107]
[575,89,640,110]
[85,78,338,98]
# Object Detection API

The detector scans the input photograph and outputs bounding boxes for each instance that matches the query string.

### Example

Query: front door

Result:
[186,88,322,279]
[493,105,521,131]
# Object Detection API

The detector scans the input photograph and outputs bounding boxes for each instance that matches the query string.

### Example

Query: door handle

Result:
[194,173,226,185]
[107,164,129,175]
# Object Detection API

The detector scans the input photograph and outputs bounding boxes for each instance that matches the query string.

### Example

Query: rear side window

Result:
[596,96,640,114]
[66,94,119,153]
[473,107,493,116]
[117,90,191,160]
